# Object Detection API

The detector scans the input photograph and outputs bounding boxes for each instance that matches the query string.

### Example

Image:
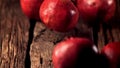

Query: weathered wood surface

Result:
[0,0,120,68]
[0,0,30,68]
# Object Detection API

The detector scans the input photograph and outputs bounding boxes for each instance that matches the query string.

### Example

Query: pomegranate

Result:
[101,42,120,68]
[39,0,79,32]
[101,0,116,22]
[77,0,116,24]
[20,0,43,20]
[52,37,99,68]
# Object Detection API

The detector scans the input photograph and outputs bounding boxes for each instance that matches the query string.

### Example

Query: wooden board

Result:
[0,0,30,68]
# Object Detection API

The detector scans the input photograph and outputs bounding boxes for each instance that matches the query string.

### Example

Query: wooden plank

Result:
[0,0,30,68]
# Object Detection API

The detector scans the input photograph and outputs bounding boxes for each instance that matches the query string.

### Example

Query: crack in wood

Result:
[107,24,114,42]
[48,59,52,68]
[102,23,108,45]
[40,54,43,68]
[25,19,36,68]
[34,28,47,42]
[40,54,43,65]
[92,23,99,47]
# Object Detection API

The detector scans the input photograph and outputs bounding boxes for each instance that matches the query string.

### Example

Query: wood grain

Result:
[0,0,30,68]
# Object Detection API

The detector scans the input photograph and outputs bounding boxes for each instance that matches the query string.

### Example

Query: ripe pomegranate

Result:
[39,0,79,32]
[52,37,99,68]
[77,0,116,24]
[20,0,43,20]
[101,42,120,68]
[77,0,102,23]
[101,0,116,22]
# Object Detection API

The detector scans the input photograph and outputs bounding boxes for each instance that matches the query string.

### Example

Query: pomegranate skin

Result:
[77,0,116,24]
[40,0,79,32]
[52,37,98,68]
[20,0,43,20]
[101,0,116,22]
[77,0,102,23]
[101,42,120,68]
